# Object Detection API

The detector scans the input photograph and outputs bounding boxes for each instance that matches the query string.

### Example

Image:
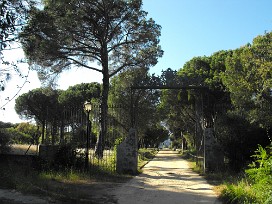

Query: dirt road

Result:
[0,150,222,203]
[111,150,222,204]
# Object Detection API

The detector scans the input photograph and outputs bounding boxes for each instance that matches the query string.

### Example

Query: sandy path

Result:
[111,150,222,204]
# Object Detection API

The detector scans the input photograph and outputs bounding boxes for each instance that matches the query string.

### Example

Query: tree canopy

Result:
[20,0,163,156]
[223,32,272,128]
[0,0,33,91]
[15,83,101,144]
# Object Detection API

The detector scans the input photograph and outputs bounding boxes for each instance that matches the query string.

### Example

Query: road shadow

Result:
[110,150,222,204]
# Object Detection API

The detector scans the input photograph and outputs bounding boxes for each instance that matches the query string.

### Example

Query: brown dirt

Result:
[0,149,222,204]
[109,150,222,204]
[0,178,126,203]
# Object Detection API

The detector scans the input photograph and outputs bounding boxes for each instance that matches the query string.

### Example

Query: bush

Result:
[53,144,85,170]
[214,113,270,171]
[0,128,12,153]
[221,144,272,204]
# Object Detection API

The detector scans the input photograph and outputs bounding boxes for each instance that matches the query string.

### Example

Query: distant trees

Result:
[59,83,100,107]
[161,32,272,170]
[109,67,167,147]
[142,126,168,148]
[0,122,39,153]
[15,87,59,143]
[20,0,163,156]
[0,121,15,153]
[15,83,101,145]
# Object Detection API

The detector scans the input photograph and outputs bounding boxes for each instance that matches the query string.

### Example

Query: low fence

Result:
[1,104,130,173]
[37,144,116,173]
[89,149,116,172]
[187,152,204,172]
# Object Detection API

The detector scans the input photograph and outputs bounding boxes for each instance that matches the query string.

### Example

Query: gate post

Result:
[204,128,224,172]
[116,128,138,175]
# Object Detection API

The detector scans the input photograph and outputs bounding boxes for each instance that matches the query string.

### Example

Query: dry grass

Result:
[8,144,39,155]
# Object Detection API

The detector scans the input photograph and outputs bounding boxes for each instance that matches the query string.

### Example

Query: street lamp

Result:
[84,101,92,170]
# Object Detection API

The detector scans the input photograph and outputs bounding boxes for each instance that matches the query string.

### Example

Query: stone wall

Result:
[116,128,138,175]
[39,145,59,162]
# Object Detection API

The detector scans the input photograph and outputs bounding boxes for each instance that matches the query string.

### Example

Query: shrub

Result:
[0,128,12,153]
[53,144,85,170]
[221,144,272,203]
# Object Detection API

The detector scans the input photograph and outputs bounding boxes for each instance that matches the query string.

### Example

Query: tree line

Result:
[162,32,272,170]
[1,0,271,171]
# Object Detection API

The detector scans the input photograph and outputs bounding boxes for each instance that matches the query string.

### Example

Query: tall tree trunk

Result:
[95,72,109,158]
[95,46,109,158]
[60,119,64,144]
[41,121,45,144]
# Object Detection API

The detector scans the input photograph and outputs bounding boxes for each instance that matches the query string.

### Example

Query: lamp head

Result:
[84,101,92,112]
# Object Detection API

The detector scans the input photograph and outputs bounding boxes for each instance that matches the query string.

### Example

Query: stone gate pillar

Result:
[204,128,224,172]
[116,128,138,175]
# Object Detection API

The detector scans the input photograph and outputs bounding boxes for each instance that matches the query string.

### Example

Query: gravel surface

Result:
[111,150,222,204]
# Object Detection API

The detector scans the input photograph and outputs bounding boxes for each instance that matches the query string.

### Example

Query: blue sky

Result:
[1,0,272,123]
[143,0,272,74]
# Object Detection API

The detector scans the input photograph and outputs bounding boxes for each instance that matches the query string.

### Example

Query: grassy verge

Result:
[138,148,158,170]
[0,158,130,203]
[179,150,203,174]
[219,145,272,204]
[0,148,157,202]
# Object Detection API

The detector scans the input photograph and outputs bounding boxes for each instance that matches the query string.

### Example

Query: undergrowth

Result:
[220,144,272,204]
[180,147,272,204]
[138,148,158,169]
[0,147,157,200]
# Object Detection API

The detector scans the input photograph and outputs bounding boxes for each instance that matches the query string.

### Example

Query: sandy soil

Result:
[110,150,222,204]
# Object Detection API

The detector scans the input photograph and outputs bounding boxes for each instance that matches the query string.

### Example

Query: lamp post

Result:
[84,101,92,170]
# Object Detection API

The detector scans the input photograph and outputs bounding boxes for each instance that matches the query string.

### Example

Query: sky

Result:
[1,0,272,123]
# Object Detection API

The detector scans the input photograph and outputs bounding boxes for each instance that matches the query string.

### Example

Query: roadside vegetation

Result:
[181,144,272,204]
[1,0,272,203]
[138,148,158,169]
[0,149,127,202]
[220,144,272,204]
[0,143,157,202]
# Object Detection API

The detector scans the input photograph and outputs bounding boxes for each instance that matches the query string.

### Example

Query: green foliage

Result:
[183,133,194,149]
[52,144,85,170]
[0,122,36,152]
[58,83,101,107]
[15,87,60,123]
[14,83,101,145]
[246,145,272,187]
[138,148,158,169]
[141,126,169,148]
[109,67,163,146]
[20,0,163,81]
[20,0,163,156]
[171,137,183,149]
[214,112,269,171]
[223,32,272,128]
[0,128,12,153]
[222,180,257,204]
[6,127,32,144]
[221,144,272,204]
